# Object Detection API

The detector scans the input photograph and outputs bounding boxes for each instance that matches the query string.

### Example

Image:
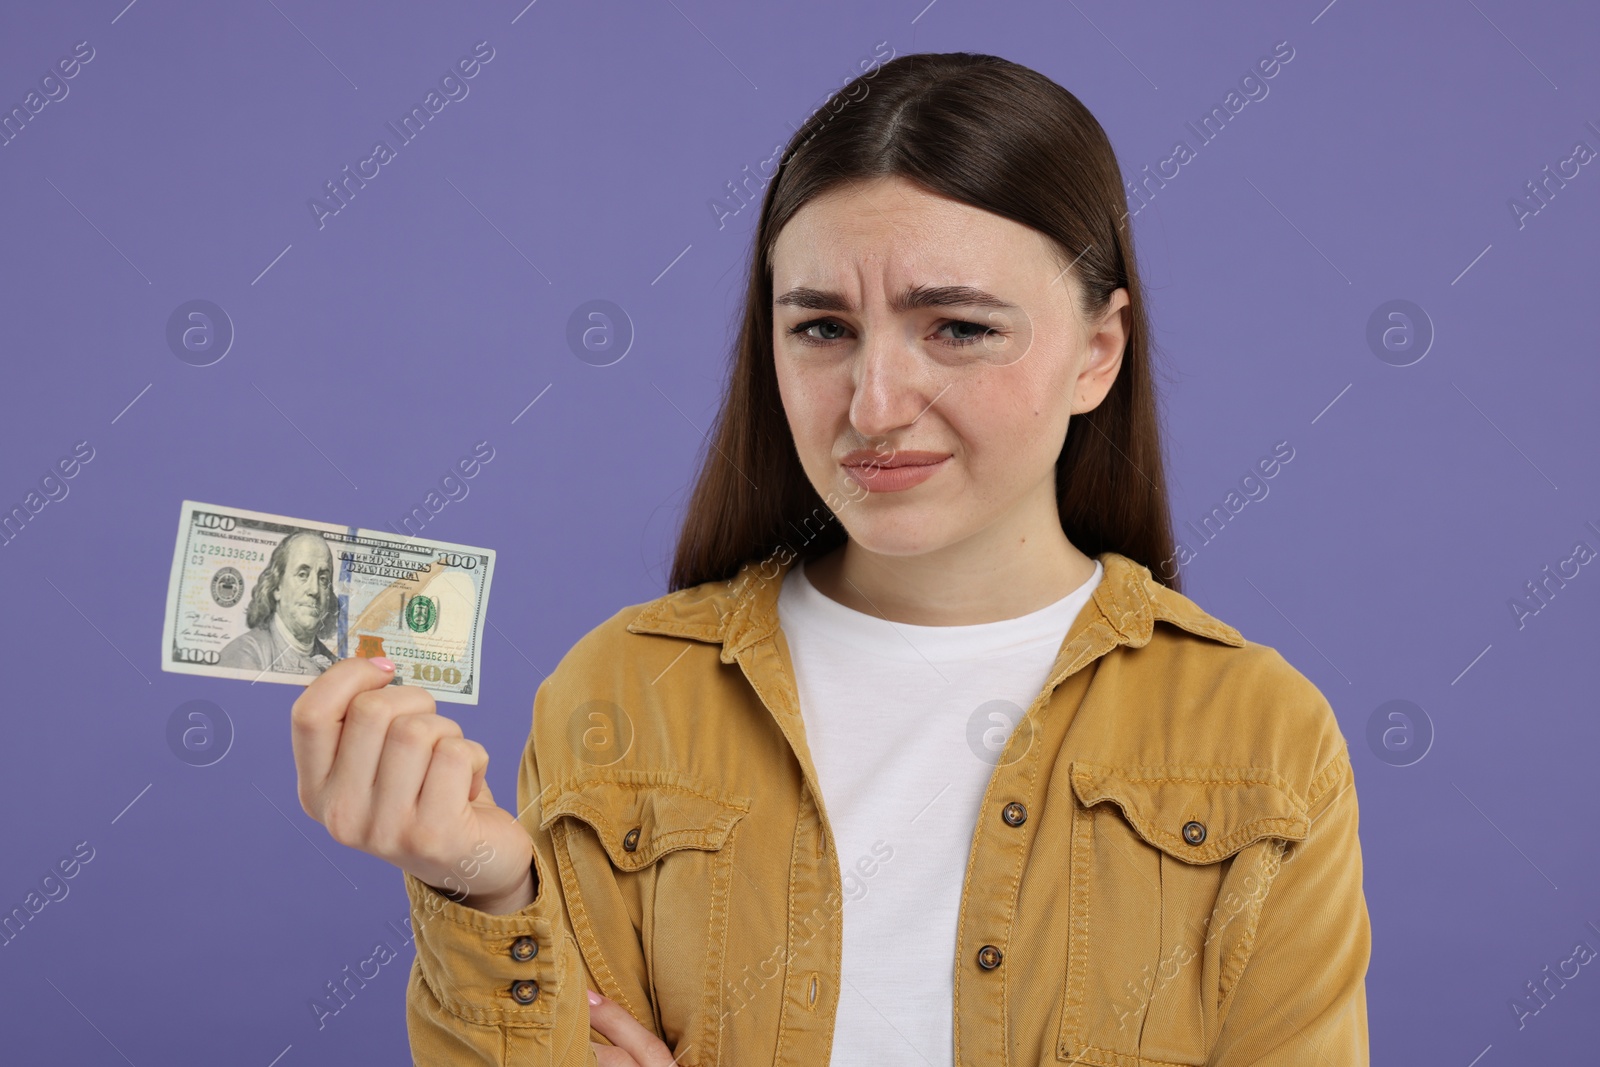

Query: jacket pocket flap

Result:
[1068,761,1309,864]
[539,776,750,871]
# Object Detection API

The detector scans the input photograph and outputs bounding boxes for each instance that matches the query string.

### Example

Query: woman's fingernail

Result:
[370,656,395,672]
[587,989,603,1006]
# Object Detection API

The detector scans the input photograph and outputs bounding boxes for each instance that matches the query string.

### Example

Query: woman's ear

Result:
[1072,288,1130,414]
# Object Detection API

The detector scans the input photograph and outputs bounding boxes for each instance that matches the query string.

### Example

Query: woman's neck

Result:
[802,532,1096,626]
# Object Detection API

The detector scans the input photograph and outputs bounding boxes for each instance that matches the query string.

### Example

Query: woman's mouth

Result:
[840,452,950,493]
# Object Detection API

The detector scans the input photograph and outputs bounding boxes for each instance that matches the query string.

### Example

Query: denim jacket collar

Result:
[624,549,1245,675]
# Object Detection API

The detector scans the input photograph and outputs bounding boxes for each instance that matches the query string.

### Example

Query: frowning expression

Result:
[770,174,1126,557]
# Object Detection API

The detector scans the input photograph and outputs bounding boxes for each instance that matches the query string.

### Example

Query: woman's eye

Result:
[784,318,1003,348]
[937,320,1000,346]
[787,319,849,345]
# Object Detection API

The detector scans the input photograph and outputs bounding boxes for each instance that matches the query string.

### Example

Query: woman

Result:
[290,51,1370,1066]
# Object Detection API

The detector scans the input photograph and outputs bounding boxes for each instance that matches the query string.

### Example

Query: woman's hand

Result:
[290,656,535,906]
[589,990,678,1066]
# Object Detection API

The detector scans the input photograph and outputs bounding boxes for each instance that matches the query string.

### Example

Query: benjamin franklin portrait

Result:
[217,530,339,675]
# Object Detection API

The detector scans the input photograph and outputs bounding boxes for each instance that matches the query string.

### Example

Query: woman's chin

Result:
[840,519,953,559]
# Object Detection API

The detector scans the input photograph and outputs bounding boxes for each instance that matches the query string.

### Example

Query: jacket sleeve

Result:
[402,677,600,1066]
[1207,746,1372,1066]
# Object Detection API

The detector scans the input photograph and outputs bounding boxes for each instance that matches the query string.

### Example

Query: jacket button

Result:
[509,979,539,1004]
[1001,802,1027,827]
[623,827,641,852]
[976,945,1003,970]
[510,936,538,962]
[1182,820,1206,845]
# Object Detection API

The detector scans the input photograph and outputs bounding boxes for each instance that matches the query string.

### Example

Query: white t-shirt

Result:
[775,557,1104,1066]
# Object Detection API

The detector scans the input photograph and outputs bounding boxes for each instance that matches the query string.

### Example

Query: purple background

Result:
[2,1,1597,1063]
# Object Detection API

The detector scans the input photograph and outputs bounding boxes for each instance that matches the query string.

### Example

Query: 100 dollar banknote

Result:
[161,500,495,704]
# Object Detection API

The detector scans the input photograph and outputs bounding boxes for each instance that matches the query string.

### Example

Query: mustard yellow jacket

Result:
[402,550,1371,1065]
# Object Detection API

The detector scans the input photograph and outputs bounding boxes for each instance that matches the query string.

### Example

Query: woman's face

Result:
[770,174,1129,559]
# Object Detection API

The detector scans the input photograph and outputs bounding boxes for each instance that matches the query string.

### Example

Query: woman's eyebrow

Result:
[774,284,1017,313]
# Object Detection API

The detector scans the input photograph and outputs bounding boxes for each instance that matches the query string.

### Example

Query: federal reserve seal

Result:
[210,566,244,608]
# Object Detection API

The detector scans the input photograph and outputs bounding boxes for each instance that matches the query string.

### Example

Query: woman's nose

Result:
[849,331,941,437]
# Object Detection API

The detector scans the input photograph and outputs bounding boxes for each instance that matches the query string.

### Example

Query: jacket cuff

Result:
[403,853,562,1027]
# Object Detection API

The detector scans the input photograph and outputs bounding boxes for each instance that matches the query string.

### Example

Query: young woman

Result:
[291,51,1370,1066]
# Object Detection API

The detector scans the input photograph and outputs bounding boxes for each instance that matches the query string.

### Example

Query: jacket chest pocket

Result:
[541,775,750,1064]
[1057,761,1309,1067]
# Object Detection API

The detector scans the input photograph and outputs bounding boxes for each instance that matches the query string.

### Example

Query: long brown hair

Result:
[668,51,1183,595]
